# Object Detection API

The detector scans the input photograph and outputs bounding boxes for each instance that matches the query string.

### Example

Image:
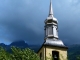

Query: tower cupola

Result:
[44,0,58,40]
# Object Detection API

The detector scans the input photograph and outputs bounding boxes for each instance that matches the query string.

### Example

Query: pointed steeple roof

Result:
[49,0,53,17]
[45,0,58,23]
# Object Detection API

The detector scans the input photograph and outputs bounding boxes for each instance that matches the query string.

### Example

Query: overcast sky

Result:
[0,0,80,45]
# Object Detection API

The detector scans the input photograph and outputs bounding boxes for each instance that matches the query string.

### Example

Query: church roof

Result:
[37,40,68,53]
[44,39,65,46]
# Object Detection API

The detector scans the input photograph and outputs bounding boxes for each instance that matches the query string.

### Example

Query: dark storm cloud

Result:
[54,0,80,44]
[0,0,80,45]
[0,0,45,45]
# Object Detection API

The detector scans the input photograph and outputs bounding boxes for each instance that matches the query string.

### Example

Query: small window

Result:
[53,26,58,38]
[48,27,53,35]
[40,52,42,60]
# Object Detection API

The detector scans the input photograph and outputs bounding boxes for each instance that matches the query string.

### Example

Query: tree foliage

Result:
[1,46,80,60]
[77,55,80,60]
[0,46,40,60]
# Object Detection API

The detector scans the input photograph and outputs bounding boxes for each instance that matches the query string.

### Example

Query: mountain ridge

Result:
[0,41,80,60]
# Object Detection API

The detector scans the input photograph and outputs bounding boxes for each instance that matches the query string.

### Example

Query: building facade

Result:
[37,0,68,60]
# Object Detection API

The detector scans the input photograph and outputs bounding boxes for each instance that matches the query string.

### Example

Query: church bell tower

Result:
[37,0,68,60]
[44,0,58,40]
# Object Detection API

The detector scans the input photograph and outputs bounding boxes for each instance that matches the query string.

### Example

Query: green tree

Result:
[0,46,12,60]
[11,46,40,60]
[77,55,80,60]
[0,46,40,60]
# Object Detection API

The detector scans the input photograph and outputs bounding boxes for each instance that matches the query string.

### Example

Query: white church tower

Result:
[44,0,64,46]
[37,0,68,60]
[45,0,58,40]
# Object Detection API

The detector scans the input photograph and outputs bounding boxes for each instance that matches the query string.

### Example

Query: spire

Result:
[49,0,53,17]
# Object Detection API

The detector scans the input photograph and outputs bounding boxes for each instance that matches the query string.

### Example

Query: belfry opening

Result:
[52,51,59,60]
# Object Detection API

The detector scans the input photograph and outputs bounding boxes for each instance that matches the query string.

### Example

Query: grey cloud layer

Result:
[0,0,80,45]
